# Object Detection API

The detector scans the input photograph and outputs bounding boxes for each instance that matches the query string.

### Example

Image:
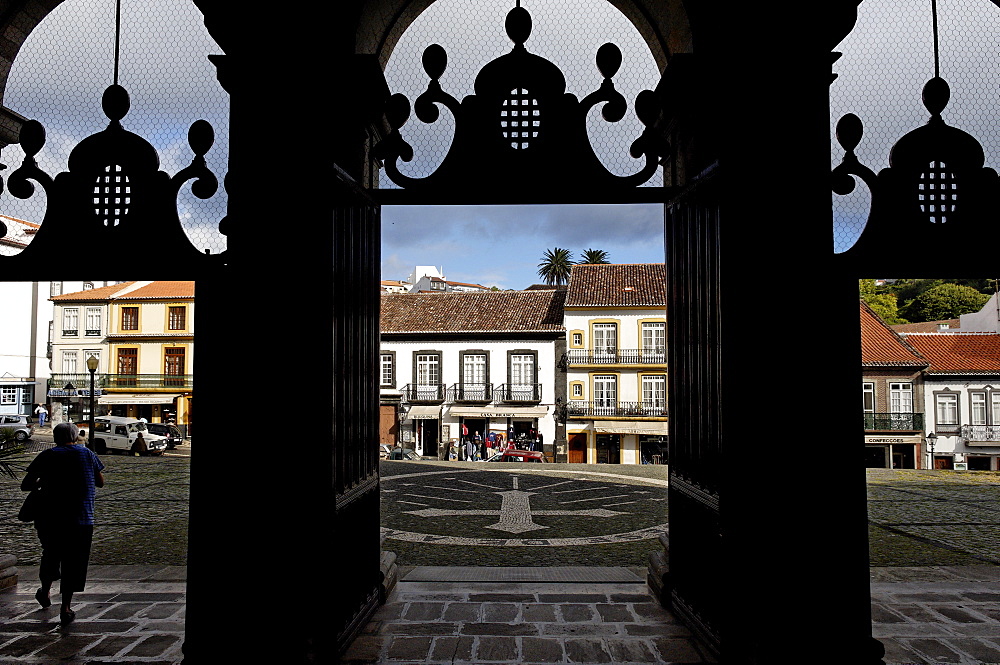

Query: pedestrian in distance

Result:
[130,432,148,456]
[34,403,48,428]
[20,422,105,626]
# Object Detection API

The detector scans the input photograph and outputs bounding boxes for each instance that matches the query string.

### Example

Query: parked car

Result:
[486,449,546,463]
[145,423,187,449]
[91,416,169,455]
[379,444,393,459]
[389,447,420,460]
[0,414,33,443]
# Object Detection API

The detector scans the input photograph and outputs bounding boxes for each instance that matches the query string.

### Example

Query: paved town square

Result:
[2,453,1000,663]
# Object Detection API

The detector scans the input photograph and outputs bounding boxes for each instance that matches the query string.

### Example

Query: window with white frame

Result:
[641,374,666,412]
[935,393,958,426]
[972,391,988,426]
[416,354,440,385]
[62,350,78,374]
[594,374,617,413]
[592,323,617,360]
[85,307,102,336]
[63,308,79,336]
[571,382,583,398]
[463,354,487,385]
[889,383,913,413]
[510,354,535,388]
[993,393,1000,426]
[641,322,665,360]
[50,282,62,296]
[380,353,394,387]
[1,387,16,404]
[863,382,874,412]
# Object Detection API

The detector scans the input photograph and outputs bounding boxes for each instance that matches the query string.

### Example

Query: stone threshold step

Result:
[401,566,646,583]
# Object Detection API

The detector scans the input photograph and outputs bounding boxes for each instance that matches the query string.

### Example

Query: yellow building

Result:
[49,281,194,433]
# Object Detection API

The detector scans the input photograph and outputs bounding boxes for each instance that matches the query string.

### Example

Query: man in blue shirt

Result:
[21,423,105,625]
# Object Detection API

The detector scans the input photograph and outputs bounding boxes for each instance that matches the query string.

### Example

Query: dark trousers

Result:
[36,523,94,593]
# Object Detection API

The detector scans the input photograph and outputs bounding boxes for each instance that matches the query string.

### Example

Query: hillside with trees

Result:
[860,279,996,324]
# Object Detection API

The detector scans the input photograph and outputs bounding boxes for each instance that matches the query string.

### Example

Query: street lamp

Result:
[926,431,938,470]
[87,354,99,451]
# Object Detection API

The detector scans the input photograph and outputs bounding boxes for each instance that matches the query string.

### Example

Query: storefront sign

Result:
[865,436,921,444]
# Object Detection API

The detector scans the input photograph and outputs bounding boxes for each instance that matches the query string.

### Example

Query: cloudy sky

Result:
[3,0,1000,284]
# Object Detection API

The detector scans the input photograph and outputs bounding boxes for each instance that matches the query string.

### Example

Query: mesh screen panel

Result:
[0,0,228,255]
[831,0,1000,253]
[382,0,663,187]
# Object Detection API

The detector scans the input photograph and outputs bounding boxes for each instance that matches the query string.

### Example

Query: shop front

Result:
[864,435,921,469]
[594,420,669,465]
[403,405,440,457]
[449,405,550,455]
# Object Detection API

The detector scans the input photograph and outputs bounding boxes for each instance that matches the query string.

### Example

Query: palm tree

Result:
[578,248,610,264]
[537,247,574,285]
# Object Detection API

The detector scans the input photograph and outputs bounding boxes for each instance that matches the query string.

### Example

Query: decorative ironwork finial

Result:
[0,0,223,265]
[831,0,1000,266]
[373,3,667,201]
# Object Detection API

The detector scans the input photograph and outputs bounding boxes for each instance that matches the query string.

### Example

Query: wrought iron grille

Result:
[863,412,924,431]
[831,0,1000,252]
[381,0,662,187]
[0,0,228,255]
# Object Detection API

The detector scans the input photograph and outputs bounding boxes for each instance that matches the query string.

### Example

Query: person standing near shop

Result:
[34,403,48,428]
[21,423,105,626]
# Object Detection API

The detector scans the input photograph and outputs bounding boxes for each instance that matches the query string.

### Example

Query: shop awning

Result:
[98,394,182,405]
[449,406,549,417]
[594,420,668,435]
[406,405,440,420]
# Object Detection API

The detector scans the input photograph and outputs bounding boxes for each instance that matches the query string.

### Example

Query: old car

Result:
[145,422,187,449]
[91,416,169,455]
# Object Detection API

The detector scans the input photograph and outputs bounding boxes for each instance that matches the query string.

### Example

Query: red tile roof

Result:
[51,282,138,302]
[564,264,666,307]
[51,281,194,302]
[117,281,195,300]
[860,301,927,367]
[381,290,565,333]
[890,319,960,333]
[902,333,1000,374]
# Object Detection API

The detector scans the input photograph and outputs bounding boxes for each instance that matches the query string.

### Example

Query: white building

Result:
[0,274,124,417]
[903,331,1000,470]
[379,290,566,459]
[563,264,668,465]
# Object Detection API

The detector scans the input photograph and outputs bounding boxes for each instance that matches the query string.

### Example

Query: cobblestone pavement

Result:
[867,469,1000,567]
[0,443,191,567]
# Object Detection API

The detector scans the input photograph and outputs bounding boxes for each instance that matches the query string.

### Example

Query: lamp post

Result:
[926,431,938,470]
[87,354,99,451]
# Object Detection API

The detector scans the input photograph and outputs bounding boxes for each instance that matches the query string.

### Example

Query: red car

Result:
[487,449,546,463]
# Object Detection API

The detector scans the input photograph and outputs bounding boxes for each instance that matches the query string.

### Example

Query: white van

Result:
[91,416,169,455]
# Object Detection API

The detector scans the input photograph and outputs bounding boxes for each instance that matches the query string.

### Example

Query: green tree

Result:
[899,283,990,322]
[859,279,907,324]
[537,247,574,285]
[577,248,610,264]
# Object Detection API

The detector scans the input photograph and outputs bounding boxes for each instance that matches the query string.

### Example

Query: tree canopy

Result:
[537,247,574,285]
[899,283,990,322]
[578,248,610,264]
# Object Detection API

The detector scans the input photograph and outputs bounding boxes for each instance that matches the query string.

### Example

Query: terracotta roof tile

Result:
[860,301,927,367]
[381,290,565,333]
[902,333,1000,374]
[50,282,138,301]
[117,281,195,300]
[564,264,665,307]
[890,319,960,333]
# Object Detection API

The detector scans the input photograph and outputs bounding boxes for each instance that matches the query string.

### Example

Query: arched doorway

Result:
[0,2,898,663]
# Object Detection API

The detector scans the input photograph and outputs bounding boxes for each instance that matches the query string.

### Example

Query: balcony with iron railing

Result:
[960,425,1000,442]
[496,383,542,403]
[567,400,667,418]
[402,383,447,403]
[567,348,666,365]
[447,383,492,403]
[863,412,924,431]
[49,373,194,391]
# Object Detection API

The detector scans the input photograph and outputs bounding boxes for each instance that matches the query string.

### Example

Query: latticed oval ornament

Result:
[93,164,131,227]
[500,88,540,150]
[916,160,957,223]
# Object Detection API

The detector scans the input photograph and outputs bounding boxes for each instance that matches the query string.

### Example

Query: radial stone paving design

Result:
[380,467,669,547]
